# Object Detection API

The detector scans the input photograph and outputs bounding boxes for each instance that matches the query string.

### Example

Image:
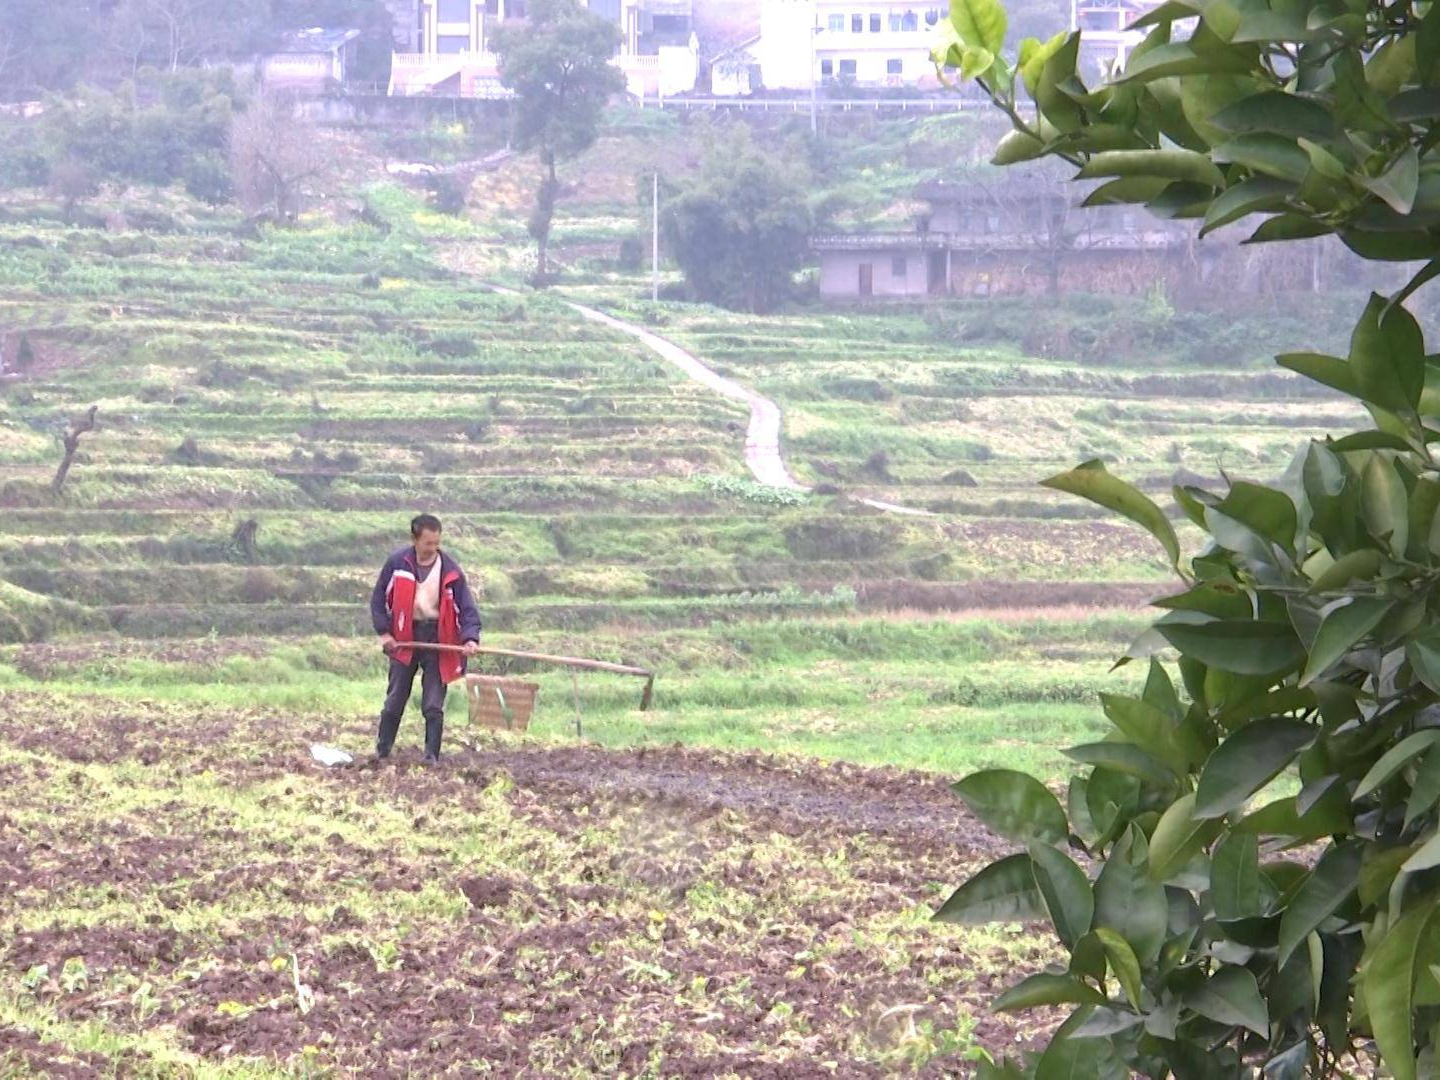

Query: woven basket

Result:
[465,674,540,732]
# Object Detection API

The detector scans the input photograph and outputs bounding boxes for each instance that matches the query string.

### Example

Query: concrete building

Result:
[259,28,362,94]
[712,0,949,94]
[1075,0,1171,78]
[813,178,1196,300]
[386,0,699,98]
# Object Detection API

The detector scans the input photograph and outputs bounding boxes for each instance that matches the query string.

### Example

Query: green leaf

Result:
[1030,842,1094,949]
[1184,965,1270,1037]
[1080,176,1173,206]
[1362,898,1440,1080]
[1148,793,1220,881]
[1211,91,1335,140]
[934,854,1046,925]
[1033,1008,1129,1080]
[1300,597,1394,686]
[1351,293,1425,414]
[993,972,1106,1012]
[1355,730,1440,800]
[1211,134,1310,183]
[1102,693,1200,775]
[1277,352,1358,397]
[1066,742,1176,786]
[1403,830,1440,872]
[1277,842,1364,966]
[1307,548,1383,593]
[1215,481,1298,554]
[950,0,1007,57]
[1194,717,1316,819]
[1076,149,1224,188]
[1405,625,1440,695]
[1210,832,1265,919]
[990,129,1047,166]
[953,770,1069,845]
[1327,431,1413,452]
[1041,460,1181,574]
[1094,926,1144,1007]
[1247,214,1334,243]
[1406,746,1440,828]
[1237,788,1352,842]
[1157,618,1306,676]
[1094,829,1168,962]
[1362,454,1410,558]
[1200,176,1297,237]
[1119,41,1255,83]
[1361,145,1421,215]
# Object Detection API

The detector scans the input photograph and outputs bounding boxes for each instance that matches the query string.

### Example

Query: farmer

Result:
[370,513,482,764]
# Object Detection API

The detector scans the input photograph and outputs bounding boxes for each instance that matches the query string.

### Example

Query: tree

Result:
[658,130,814,313]
[228,97,330,222]
[105,0,270,72]
[934,1,1440,1077]
[52,405,98,494]
[494,0,624,282]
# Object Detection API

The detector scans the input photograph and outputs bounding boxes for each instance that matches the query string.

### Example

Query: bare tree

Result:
[229,98,332,223]
[52,406,99,494]
[0,22,16,88]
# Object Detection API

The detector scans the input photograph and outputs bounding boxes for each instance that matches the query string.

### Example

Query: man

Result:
[370,514,482,764]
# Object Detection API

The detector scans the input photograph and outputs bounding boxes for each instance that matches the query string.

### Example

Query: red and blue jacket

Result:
[370,547,483,684]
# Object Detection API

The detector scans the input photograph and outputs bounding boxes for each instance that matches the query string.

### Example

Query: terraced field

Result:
[0,163,1380,1073]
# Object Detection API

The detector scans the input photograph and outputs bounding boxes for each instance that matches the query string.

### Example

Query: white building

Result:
[712,0,949,95]
[1075,0,1170,78]
[387,0,698,99]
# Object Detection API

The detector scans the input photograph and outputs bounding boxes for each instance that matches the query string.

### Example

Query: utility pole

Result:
[810,6,819,136]
[652,169,659,303]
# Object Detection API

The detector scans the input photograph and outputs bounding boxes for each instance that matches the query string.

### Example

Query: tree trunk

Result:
[532,151,558,281]
[52,405,98,494]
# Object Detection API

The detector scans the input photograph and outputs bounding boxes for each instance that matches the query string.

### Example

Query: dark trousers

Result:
[377,622,447,758]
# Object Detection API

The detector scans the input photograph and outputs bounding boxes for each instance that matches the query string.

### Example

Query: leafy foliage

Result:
[935,0,1440,1075]
[658,128,815,313]
[494,0,625,281]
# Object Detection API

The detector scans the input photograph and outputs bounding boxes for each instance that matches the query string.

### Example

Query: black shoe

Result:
[423,752,440,766]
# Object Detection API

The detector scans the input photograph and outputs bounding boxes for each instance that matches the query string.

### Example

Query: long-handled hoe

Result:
[310,644,654,766]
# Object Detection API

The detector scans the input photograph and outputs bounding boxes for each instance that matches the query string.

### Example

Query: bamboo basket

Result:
[465,674,540,732]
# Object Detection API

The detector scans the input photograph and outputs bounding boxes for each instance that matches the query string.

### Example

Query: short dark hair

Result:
[411,513,442,537]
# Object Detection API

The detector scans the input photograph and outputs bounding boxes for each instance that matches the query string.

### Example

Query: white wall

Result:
[758,0,817,90]
[819,250,928,298]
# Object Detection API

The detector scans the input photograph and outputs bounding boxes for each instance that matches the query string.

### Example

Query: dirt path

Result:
[563,299,937,516]
[474,276,935,516]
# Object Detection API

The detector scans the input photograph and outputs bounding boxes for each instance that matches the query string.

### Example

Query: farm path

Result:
[476,277,935,516]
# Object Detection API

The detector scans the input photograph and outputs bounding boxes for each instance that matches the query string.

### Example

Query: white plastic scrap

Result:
[309,744,354,767]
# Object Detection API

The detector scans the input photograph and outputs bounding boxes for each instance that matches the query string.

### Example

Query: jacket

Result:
[370,547,483,684]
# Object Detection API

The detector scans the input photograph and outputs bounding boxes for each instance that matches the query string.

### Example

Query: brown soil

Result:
[0,694,1054,1076]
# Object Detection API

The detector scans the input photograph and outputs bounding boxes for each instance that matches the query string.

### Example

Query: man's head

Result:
[411,513,442,563]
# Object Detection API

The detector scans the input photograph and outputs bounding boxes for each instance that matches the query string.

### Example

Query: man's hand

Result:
[379,633,396,655]
[462,640,480,657]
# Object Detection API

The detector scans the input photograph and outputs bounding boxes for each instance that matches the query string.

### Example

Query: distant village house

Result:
[713,0,950,95]
[259,28,362,94]
[384,0,699,99]
[813,178,1331,301]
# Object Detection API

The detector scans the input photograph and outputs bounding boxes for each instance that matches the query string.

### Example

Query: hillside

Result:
[0,110,1380,1073]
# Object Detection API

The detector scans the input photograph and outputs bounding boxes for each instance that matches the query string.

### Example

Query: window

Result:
[438,0,470,20]
[820,58,834,76]
[437,34,469,52]
[887,58,903,74]
[852,14,863,31]
[838,58,857,76]
[890,13,903,30]
[891,255,908,277]
[870,13,881,31]
[828,13,845,30]
[902,11,918,30]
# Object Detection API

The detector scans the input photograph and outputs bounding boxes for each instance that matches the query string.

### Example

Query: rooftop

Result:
[270,27,362,55]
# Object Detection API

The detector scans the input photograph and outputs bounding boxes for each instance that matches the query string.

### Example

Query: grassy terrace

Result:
[0,182,1371,776]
